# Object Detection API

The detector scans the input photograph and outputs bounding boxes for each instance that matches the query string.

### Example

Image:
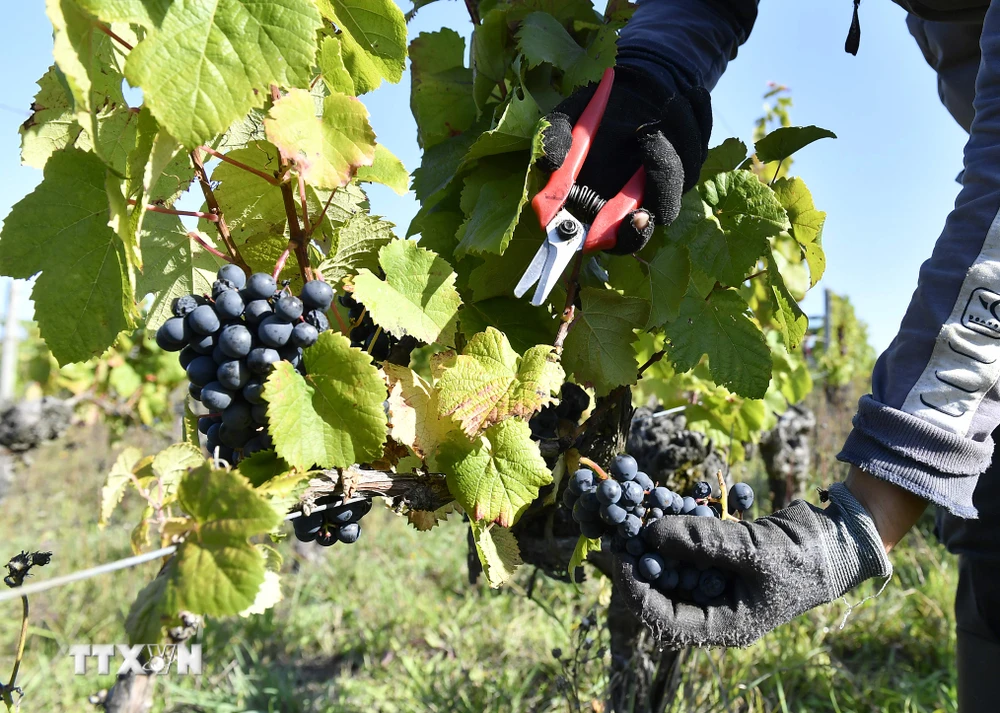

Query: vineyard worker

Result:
[537,1,1000,709]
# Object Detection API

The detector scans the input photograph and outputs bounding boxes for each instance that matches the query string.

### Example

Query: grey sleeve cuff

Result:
[822,483,893,596]
[837,395,985,519]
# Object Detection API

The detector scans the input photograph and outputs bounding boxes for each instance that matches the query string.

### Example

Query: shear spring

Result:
[566,184,606,223]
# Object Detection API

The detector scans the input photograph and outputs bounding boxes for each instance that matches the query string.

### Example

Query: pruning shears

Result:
[514,67,647,306]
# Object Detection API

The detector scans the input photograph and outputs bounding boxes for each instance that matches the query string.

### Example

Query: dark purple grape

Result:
[155,317,188,351]
[222,401,253,430]
[188,383,202,401]
[219,423,253,448]
[679,566,700,591]
[337,522,361,544]
[681,496,698,514]
[293,512,323,542]
[668,492,684,515]
[247,347,280,375]
[304,309,330,332]
[200,382,234,411]
[206,423,221,446]
[258,315,293,348]
[692,505,716,518]
[245,273,277,301]
[649,487,672,510]
[692,481,713,500]
[190,332,215,355]
[597,479,622,505]
[187,355,218,387]
[214,290,244,320]
[338,292,356,309]
[243,435,269,456]
[579,490,601,511]
[301,280,334,311]
[648,508,664,521]
[243,378,265,404]
[171,294,200,317]
[618,514,642,538]
[655,568,679,592]
[198,416,220,435]
[251,403,268,425]
[634,471,655,492]
[638,553,664,581]
[217,359,250,390]
[364,329,392,361]
[179,346,198,369]
[579,519,605,539]
[212,279,237,299]
[569,469,595,496]
[218,264,247,290]
[625,537,645,557]
[219,324,252,358]
[610,454,638,481]
[600,503,627,525]
[214,445,235,463]
[187,305,220,335]
[291,321,318,348]
[275,295,303,321]
[315,527,338,547]
[729,483,755,513]
[620,480,644,507]
[698,569,727,599]
[562,487,579,509]
[244,299,272,327]
[573,499,600,523]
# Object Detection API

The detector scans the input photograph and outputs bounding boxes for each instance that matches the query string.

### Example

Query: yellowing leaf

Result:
[471,520,522,588]
[383,363,458,464]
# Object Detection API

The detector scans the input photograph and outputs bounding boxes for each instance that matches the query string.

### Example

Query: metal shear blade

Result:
[513,208,586,306]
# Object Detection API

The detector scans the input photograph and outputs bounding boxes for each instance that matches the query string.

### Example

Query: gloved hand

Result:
[612,482,893,648]
[539,65,712,254]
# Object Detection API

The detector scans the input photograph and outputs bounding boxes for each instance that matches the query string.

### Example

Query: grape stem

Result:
[714,470,739,522]
[366,326,383,355]
[197,146,280,186]
[95,22,133,51]
[553,252,585,353]
[636,349,666,378]
[272,246,291,280]
[190,149,250,273]
[1,594,29,711]
[186,232,232,262]
[329,303,348,334]
[271,85,315,283]
[309,189,338,237]
[127,200,219,222]
[578,456,610,481]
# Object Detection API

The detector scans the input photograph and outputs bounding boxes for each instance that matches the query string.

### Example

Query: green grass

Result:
[0,425,959,712]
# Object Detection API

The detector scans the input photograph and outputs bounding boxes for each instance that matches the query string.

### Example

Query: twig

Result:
[297,175,311,234]
[309,189,339,237]
[1,596,27,710]
[187,232,232,263]
[330,305,348,334]
[198,145,279,186]
[271,93,313,283]
[578,456,609,481]
[126,200,219,222]
[272,246,291,280]
[95,22,133,51]
[744,269,768,282]
[190,149,249,272]
[637,349,666,378]
[463,0,480,24]
[553,253,585,353]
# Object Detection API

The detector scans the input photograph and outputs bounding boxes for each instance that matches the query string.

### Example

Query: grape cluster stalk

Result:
[155,264,334,464]
[563,454,755,603]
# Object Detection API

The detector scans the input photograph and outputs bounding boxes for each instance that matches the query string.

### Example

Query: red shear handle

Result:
[583,168,647,253]
[532,67,616,230]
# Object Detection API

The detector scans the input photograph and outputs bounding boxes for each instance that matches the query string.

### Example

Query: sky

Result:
[0,0,974,356]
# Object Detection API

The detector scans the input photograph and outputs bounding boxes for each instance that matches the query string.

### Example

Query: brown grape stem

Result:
[578,456,610,481]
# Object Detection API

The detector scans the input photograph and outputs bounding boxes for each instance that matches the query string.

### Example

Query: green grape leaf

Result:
[754,126,836,164]
[74,0,169,26]
[317,212,395,287]
[126,464,281,644]
[516,12,616,90]
[472,7,514,110]
[0,148,132,365]
[470,520,522,588]
[264,88,376,190]
[459,297,559,354]
[410,29,477,150]
[182,400,200,447]
[569,535,601,575]
[383,363,459,465]
[238,450,293,488]
[206,141,285,244]
[134,442,206,505]
[455,158,531,257]
[690,171,789,286]
[803,237,826,288]
[263,332,388,470]
[766,252,808,350]
[411,125,484,202]
[411,209,463,257]
[19,66,84,169]
[315,0,407,95]
[437,419,551,527]
[463,90,543,163]
[771,176,826,246]
[240,232,302,293]
[355,144,409,195]
[610,241,690,328]
[352,240,462,345]
[665,289,770,398]
[468,220,549,302]
[436,327,564,437]
[109,362,141,398]
[137,212,225,330]
[124,0,322,147]
[699,138,748,183]
[317,35,356,95]
[100,446,143,527]
[562,288,649,395]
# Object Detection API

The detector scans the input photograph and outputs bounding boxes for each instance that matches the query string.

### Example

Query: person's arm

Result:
[845,466,928,551]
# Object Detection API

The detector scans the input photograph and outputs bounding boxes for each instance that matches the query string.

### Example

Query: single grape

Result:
[172,294,201,317]
[579,519,605,539]
[301,280,334,311]
[569,469,594,496]
[244,299,272,327]
[655,568,679,592]
[212,279,237,299]
[573,499,601,524]
[251,403,268,425]
[198,416,220,435]
[217,359,250,390]
[698,568,727,599]
[245,273,277,301]
[632,504,647,518]
[350,324,371,344]
[678,566,700,591]
[618,514,642,538]
[315,527,338,547]
[668,492,685,515]
[293,512,322,542]
[338,292,357,309]
[305,309,330,332]
[691,505,716,518]
[647,507,664,520]
[188,383,203,401]
[278,344,303,368]
[200,382,234,411]
[190,332,215,355]
[610,454,638,481]
[187,305,220,336]
[219,324,252,359]
[634,471,655,492]
[291,321,319,348]
[597,479,622,505]
[179,346,198,370]
[258,315,293,348]
[680,496,698,514]
[579,490,601,512]
[625,537,645,557]
[222,401,253,430]
[729,482,755,513]
[562,487,579,509]
[649,487,673,510]
[247,347,280,375]
[620,480,645,507]
[214,290,245,321]
[637,553,665,582]
[213,445,235,464]
[364,329,392,361]
[155,317,188,351]
[242,378,265,404]
[692,481,713,500]
[185,356,217,387]
[274,295,303,321]
[217,264,247,290]
[206,423,221,446]
[600,503,627,525]
[338,522,361,544]
[219,422,253,448]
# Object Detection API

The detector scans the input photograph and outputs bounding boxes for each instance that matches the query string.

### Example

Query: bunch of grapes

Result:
[292,497,372,546]
[529,382,591,463]
[154,264,335,464]
[562,454,755,604]
[340,293,397,362]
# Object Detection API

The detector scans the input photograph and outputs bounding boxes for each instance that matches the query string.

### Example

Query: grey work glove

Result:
[613,483,893,648]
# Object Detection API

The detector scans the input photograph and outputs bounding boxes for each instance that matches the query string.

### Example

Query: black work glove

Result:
[613,483,893,648]
[540,65,712,254]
